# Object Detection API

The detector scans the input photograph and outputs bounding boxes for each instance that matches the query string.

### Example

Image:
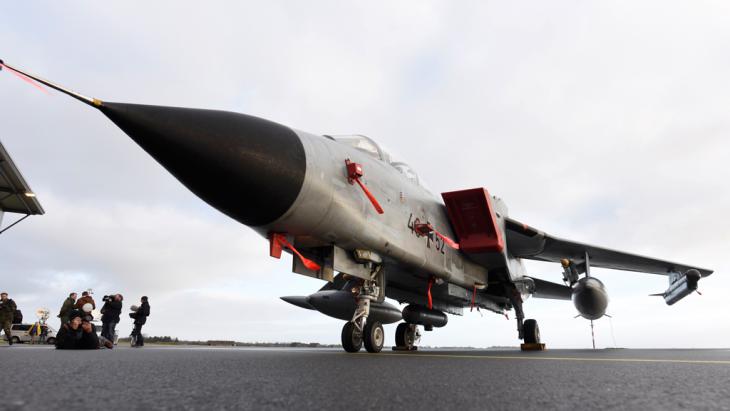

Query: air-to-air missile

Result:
[1,60,713,353]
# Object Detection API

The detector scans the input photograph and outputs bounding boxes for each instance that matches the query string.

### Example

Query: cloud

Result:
[1,1,727,347]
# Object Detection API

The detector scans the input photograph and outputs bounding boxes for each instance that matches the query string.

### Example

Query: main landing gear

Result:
[394,323,421,351]
[509,284,543,350]
[522,319,540,344]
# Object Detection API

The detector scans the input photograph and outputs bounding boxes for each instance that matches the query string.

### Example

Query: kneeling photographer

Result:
[100,294,123,342]
[55,310,112,349]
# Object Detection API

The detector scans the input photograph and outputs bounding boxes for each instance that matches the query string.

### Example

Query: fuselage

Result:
[101,102,495,291]
[260,131,491,290]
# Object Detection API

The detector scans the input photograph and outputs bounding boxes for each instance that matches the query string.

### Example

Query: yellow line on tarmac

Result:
[360,352,730,365]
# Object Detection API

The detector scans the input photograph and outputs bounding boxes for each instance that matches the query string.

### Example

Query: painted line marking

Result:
[351,352,730,365]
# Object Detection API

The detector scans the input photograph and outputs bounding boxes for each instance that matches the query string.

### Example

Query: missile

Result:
[282,290,402,324]
[652,269,701,306]
[280,296,315,310]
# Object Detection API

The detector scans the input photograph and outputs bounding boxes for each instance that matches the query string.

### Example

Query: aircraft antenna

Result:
[0,59,103,108]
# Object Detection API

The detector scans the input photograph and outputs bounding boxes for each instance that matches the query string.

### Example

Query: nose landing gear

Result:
[341,319,385,353]
[341,276,386,353]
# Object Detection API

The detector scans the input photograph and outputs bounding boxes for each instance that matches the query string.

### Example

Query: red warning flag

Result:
[270,233,321,271]
[345,159,384,214]
[427,277,434,310]
[414,222,460,249]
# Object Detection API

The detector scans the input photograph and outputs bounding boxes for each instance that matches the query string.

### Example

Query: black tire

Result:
[395,323,408,347]
[45,337,56,345]
[11,336,21,344]
[523,319,540,344]
[341,322,363,353]
[363,321,385,353]
[395,322,417,348]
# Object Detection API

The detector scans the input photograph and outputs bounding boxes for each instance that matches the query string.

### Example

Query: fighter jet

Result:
[1,60,713,352]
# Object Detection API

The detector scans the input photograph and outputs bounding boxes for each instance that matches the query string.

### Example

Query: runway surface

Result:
[1,345,729,410]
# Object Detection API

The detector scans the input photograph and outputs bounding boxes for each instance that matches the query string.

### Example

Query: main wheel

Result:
[523,319,540,344]
[341,322,363,353]
[363,321,385,353]
[395,323,416,349]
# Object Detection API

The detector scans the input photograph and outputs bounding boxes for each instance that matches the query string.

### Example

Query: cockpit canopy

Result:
[330,135,420,186]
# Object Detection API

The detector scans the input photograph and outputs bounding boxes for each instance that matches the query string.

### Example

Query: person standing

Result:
[57,292,77,325]
[131,296,150,347]
[0,292,17,345]
[100,294,123,342]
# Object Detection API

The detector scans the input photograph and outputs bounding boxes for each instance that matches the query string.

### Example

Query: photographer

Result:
[130,296,150,347]
[100,294,123,342]
[55,311,100,350]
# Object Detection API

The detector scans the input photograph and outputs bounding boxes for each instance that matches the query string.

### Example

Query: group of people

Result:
[1,290,151,349]
[56,291,151,349]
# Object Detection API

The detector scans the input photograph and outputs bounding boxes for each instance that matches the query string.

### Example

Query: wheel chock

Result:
[520,343,546,351]
[392,346,418,351]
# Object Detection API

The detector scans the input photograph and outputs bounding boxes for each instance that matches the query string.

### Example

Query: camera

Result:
[102,295,114,303]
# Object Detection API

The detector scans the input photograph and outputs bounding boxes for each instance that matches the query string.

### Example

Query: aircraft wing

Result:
[504,218,713,277]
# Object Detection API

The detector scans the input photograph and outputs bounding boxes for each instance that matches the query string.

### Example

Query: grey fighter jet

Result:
[1,60,713,352]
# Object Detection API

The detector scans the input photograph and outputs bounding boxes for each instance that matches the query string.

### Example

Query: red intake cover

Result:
[441,188,504,254]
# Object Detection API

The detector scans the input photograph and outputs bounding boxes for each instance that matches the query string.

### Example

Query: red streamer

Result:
[427,277,434,310]
[275,235,321,271]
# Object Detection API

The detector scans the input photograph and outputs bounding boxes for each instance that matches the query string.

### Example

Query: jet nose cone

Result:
[101,102,306,226]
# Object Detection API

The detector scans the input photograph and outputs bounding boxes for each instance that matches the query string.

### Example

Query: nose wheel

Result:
[363,321,384,353]
[341,322,363,353]
[341,321,384,353]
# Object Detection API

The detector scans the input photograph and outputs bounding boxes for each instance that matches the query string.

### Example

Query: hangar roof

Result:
[0,139,44,215]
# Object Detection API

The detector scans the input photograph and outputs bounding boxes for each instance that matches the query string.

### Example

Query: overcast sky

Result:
[1,1,728,348]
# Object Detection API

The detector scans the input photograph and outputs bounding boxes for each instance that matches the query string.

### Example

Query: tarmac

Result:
[1,345,729,410]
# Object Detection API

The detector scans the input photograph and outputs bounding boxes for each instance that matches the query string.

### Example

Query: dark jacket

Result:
[54,323,100,350]
[101,300,122,323]
[133,302,150,325]
[58,297,75,321]
[0,299,17,322]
